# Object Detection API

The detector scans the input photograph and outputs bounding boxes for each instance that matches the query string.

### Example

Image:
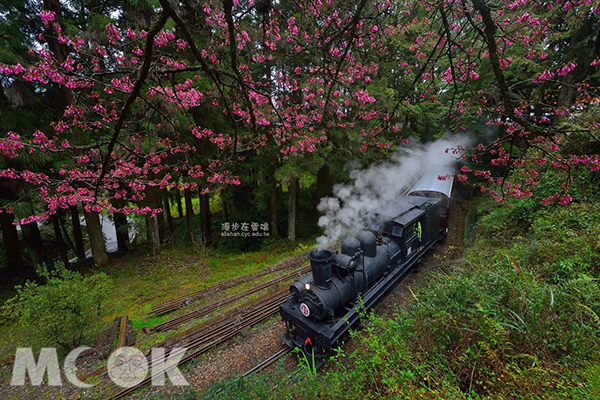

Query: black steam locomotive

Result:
[279,167,454,366]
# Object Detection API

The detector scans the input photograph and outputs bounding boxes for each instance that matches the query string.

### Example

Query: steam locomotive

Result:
[279,166,454,366]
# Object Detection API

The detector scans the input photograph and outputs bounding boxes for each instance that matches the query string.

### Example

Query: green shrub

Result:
[2,263,112,351]
[476,196,537,244]
[527,204,600,279]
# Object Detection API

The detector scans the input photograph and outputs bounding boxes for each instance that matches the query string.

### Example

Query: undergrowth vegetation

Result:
[1,263,112,352]
[201,187,600,399]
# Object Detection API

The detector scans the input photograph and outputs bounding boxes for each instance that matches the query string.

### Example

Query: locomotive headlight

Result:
[305,283,311,291]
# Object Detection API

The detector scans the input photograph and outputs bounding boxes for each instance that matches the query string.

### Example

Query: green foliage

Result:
[526,204,600,281]
[148,386,201,400]
[293,347,318,377]
[476,196,537,242]
[2,263,113,351]
[583,364,600,400]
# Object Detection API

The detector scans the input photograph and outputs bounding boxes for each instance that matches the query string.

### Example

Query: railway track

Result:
[105,287,291,399]
[241,347,291,377]
[83,253,309,398]
[148,252,307,316]
[209,347,294,397]
[152,265,311,332]
[81,255,307,390]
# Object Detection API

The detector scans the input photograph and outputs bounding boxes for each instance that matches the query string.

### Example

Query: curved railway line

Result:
[106,288,291,399]
[152,265,311,332]
[98,193,468,399]
[148,252,308,316]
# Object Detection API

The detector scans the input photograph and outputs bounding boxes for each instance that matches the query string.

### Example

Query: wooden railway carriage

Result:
[280,167,455,366]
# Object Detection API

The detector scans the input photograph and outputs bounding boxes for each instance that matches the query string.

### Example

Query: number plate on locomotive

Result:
[300,303,310,317]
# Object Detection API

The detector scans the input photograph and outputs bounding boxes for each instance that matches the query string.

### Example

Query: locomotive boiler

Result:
[280,166,454,366]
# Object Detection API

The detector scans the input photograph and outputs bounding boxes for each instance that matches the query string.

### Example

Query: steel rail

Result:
[242,347,291,377]
[152,266,310,332]
[107,291,288,400]
[148,253,307,316]
[81,289,288,385]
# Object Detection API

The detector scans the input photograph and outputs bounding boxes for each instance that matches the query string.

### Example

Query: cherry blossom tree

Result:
[0,0,598,269]
[0,0,398,262]
[382,0,599,203]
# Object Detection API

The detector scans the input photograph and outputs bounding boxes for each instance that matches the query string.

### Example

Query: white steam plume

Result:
[316,134,473,248]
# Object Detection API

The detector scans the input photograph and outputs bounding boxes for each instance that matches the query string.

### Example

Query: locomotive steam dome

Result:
[356,230,377,257]
[308,249,334,289]
[341,237,361,256]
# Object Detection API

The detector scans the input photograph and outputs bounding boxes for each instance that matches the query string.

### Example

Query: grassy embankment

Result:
[188,193,600,399]
[0,238,314,361]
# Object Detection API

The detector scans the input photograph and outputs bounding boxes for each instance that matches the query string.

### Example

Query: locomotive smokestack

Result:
[308,249,334,289]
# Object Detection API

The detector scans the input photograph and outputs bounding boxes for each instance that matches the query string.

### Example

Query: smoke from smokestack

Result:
[315,135,472,248]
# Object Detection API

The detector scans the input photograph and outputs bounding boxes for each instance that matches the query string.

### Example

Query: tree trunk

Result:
[287,176,299,241]
[114,213,129,253]
[268,160,279,239]
[175,188,184,219]
[146,214,160,254]
[122,0,154,29]
[221,188,229,222]
[51,213,70,266]
[21,220,47,267]
[58,211,76,255]
[555,35,578,117]
[0,85,8,108]
[595,26,600,60]
[42,0,72,114]
[146,186,166,244]
[262,9,279,239]
[70,205,86,260]
[157,207,166,244]
[163,190,174,235]
[184,188,194,244]
[43,0,69,63]
[316,164,332,202]
[198,188,212,246]
[111,199,129,253]
[556,73,577,114]
[0,211,25,270]
[84,211,108,267]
